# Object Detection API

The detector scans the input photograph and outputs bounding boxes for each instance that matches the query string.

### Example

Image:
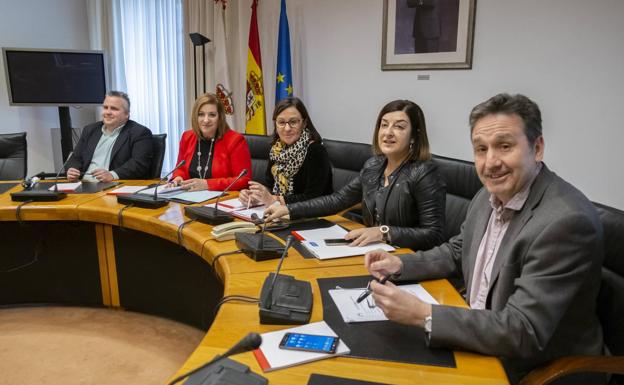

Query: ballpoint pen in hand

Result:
[356,275,390,303]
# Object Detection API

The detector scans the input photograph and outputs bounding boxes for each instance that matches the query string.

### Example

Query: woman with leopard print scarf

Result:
[239,97,333,207]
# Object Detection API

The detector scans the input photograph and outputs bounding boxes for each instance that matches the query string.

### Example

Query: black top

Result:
[288,155,446,251]
[189,138,214,179]
[265,141,333,204]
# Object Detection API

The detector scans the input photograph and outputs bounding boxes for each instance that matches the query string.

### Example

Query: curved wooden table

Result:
[0,181,508,385]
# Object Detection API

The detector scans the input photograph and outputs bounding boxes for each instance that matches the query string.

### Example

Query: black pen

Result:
[356,275,390,304]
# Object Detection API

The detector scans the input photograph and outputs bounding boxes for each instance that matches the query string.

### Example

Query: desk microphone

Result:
[166,332,266,385]
[184,168,248,225]
[116,160,186,208]
[258,235,312,324]
[11,152,74,202]
[235,212,284,261]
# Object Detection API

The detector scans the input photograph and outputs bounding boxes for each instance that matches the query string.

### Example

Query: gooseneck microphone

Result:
[184,168,248,225]
[116,160,186,209]
[258,235,312,324]
[11,152,74,202]
[262,235,295,310]
[166,332,264,385]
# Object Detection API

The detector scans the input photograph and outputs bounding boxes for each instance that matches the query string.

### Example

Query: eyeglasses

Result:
[275,118,302,128]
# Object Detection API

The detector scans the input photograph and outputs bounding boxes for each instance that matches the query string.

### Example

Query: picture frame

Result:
[382,0,476,70]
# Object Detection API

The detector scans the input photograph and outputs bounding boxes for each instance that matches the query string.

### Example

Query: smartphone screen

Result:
[324,238,350,246]
[279,333,339,354]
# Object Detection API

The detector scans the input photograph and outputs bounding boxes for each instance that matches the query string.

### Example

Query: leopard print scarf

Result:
[269,128,311,196]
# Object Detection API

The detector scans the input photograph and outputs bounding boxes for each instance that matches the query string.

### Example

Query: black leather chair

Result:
[149,133,167,179]
[520,203,624,385]
[0,132,27,180]
[431,154,482,241]
[323,138,372,192]
[243,133,273,186]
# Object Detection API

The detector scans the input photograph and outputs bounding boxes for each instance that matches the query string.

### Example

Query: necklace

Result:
[196,138,215,179]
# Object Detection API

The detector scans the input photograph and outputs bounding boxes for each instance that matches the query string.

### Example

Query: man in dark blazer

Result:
[66,91,153,182]
[365,94,604,384]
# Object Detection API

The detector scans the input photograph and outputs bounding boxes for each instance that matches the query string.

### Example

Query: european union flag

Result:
[275,0,293,103]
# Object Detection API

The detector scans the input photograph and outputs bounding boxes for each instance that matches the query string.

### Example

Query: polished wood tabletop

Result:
[0,182,510,385]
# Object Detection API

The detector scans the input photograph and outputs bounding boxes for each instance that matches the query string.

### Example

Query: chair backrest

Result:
[243,133,273,186]
[150,133,167,178]
[431,154,483,241]
[0,132,27,180]
[323,138,372,192]
[594,203,624,358]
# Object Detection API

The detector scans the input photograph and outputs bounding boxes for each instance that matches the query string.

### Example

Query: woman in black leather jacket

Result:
[265,100,445,251]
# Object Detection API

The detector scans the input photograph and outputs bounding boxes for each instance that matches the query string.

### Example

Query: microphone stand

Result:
[166,332,266,385]
[11,152,75,202]
[235,212,284,261]
[258,236,312,324]
[184,169,248,225]
[117,160,186,209]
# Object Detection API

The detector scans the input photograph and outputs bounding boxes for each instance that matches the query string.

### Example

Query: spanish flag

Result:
[245,0,266,134]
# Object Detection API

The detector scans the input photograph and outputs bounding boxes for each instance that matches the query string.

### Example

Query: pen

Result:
[356,275,390,304]
[247,195,251,210]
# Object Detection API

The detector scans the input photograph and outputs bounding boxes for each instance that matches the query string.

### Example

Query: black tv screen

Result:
[3,48,108,106]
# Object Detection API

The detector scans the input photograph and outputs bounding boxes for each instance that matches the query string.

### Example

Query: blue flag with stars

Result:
[275,0,293,103]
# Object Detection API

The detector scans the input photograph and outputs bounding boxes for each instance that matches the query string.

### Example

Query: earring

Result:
[409,140,414,150]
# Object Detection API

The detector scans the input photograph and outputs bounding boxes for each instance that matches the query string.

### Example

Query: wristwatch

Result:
[424,315,432,333]
[379,225,390,243]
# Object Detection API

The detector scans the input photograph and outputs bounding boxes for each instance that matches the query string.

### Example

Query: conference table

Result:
[0,180,509,385]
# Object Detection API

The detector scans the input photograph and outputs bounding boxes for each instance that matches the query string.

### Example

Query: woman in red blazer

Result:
[170,93,251,191]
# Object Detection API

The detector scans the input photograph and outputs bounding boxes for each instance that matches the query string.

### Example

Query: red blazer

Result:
[173,129,252,191]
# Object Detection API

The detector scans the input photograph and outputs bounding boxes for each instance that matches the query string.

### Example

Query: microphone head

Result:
[284,235,295,249]
[178,159,186,166]
[246,332,262,349]
[240,169,248,177]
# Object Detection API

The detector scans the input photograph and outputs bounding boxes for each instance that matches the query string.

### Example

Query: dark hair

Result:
[372,99,431,162]
[106,90,131,112]
[469,93,543,145]
[271,97,322,144]
[191,93,230,139]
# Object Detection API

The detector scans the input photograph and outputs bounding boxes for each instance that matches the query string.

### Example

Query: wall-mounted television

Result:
[3,47,108,106]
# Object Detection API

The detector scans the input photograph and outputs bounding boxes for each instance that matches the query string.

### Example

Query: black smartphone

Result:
[324,238,350,246]
[279,332,339,354]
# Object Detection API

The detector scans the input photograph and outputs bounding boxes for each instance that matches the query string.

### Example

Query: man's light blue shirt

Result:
[84,123,125,181]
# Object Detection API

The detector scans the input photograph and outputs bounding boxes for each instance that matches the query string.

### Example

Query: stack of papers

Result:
[204,198,266,221]
[253,321,350,372]
[328,284,438,323]
[106,185,223,203]
[294,225,395,260]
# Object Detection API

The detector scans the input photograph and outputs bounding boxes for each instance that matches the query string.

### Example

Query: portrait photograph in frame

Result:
[382,0,476,70]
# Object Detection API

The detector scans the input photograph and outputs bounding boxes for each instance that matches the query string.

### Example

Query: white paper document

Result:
[294,224,394,260]
[48,182,81,192]
[253,321,350,372]
[328,284,439,323]
[204,201,267,221]
[106,185,145,195]
[169,190,222,203]
[138,185,185,196]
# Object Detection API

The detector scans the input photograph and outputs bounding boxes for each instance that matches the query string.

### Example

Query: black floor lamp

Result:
[189,32,211,99]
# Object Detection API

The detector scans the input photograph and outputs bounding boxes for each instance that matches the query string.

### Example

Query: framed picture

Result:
[382,0,476,70]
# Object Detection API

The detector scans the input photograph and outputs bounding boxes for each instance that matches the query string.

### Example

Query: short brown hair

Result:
[191,93,230,139]
[469,93,542,145]
[372,99,431,162]
[271,97,322,145]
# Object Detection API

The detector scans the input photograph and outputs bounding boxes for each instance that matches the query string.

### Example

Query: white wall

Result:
[295,0,624,209]
[0,0,95,174]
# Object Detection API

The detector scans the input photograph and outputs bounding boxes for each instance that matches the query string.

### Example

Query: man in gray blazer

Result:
[365,93,604,384]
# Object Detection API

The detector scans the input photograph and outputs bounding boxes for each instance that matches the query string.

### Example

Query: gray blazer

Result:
[397,164,604,384]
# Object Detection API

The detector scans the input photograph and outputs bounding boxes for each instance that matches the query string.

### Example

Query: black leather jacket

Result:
[288,155,446,251]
